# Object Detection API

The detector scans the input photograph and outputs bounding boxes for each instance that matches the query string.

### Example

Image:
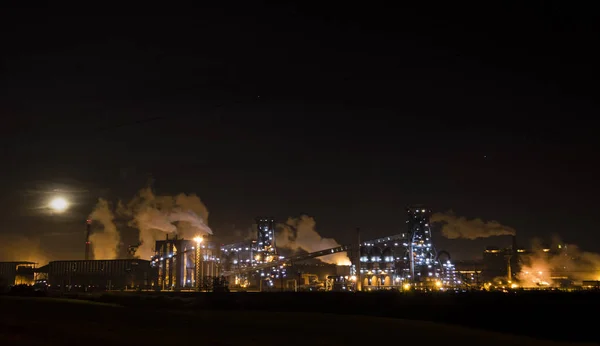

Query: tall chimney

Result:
[510,235,518,282]
[85,219,92,260]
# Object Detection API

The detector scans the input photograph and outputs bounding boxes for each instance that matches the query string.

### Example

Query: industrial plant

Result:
[2,205,599,293]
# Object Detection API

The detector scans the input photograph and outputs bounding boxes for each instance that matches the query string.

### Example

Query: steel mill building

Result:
[1,205,474,292]
[0,261,37,289]
[35,259,155,291]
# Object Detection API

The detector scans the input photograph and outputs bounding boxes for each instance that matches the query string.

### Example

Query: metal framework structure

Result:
[404,205,459,288]
[252,218,284,289]
[151,235,220,291]
[255,218,277,263]
[223,234,406,276]
[404,206,441,287]
[221,209,461,291]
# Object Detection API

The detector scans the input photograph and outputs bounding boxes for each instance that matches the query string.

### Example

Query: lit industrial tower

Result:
[405,206,442,287]
[255,218,277,263]
[253,217,283,290]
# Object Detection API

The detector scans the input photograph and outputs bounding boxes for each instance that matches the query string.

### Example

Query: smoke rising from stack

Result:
[121,187,212,259]
[517,236,600,287]
[277,215,351,266]
[88,198,120,259]
[431,211,516,240]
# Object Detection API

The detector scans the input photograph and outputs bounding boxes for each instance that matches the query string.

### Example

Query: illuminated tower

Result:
[253,217,282,290]
[255,217,277,263]
[405,206,442,287]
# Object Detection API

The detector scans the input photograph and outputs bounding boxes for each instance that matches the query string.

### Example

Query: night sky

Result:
[1,3,599,261]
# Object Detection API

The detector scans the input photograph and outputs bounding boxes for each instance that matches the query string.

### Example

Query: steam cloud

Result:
[517,236,600,287]
[277,215,351,266]
[88,198,120,259]
[81,187,212,260]
[121,187,212,259]
[431,211,516,240]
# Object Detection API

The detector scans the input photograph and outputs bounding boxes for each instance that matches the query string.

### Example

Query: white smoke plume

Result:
[277,215,351,266]
[431,211,516,240]
[175,193,209,222]
[169,209,212,237]
[88,198,120,259]
[123,187,212,259]
[517,236,600,287]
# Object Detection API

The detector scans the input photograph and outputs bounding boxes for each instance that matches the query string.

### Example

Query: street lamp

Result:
[194,235,203,291]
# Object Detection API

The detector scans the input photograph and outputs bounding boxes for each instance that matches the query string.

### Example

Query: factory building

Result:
[151,234,221,291]
[255,218,277,263]
[357,206,458,290]
[283,263,351,291]
[220,208,461,291]
[221,240,254,269]
[517,244,589,287]
[0,262,38,288]
[359,239,407,289]
[582,281,600,290]
[479,241,589,287]
[37,259,155,291]
[221,245,351,291]
[453,260,483,287]
[482,236,522,282]
[482,247,510,281]
[221,240,255,287]
[220,218,286,290]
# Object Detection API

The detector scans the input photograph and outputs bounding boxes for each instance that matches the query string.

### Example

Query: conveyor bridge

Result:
[222,233,408,276]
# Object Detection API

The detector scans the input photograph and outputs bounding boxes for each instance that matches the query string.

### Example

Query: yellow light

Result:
[403,283,411,290]
[510,283,518,289]
[435,280,442,287]
[193,236,203,244]
[350,276,357,282]
[49,197,68,212]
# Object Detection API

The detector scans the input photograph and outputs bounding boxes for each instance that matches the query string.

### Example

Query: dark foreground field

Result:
[0,296,592,346]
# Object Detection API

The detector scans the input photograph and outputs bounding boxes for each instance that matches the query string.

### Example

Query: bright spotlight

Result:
[193,236,203,244]
[49,197,68,212]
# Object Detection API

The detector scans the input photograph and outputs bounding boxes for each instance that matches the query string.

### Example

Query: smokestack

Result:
[355,227,362,292]
[506,254,512,282]
[509,235,518,282]
[85,219,91,260]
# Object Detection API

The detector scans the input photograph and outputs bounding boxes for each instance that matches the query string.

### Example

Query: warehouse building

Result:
[0,261,37,288]
[37,259,156,291]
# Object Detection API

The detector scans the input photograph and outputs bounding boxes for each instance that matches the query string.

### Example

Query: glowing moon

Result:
[49,197,68,212]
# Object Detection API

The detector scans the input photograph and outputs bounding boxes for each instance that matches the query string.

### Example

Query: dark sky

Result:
[1,3,599,261]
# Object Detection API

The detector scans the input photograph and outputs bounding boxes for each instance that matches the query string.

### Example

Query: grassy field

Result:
[0,296,592,346]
